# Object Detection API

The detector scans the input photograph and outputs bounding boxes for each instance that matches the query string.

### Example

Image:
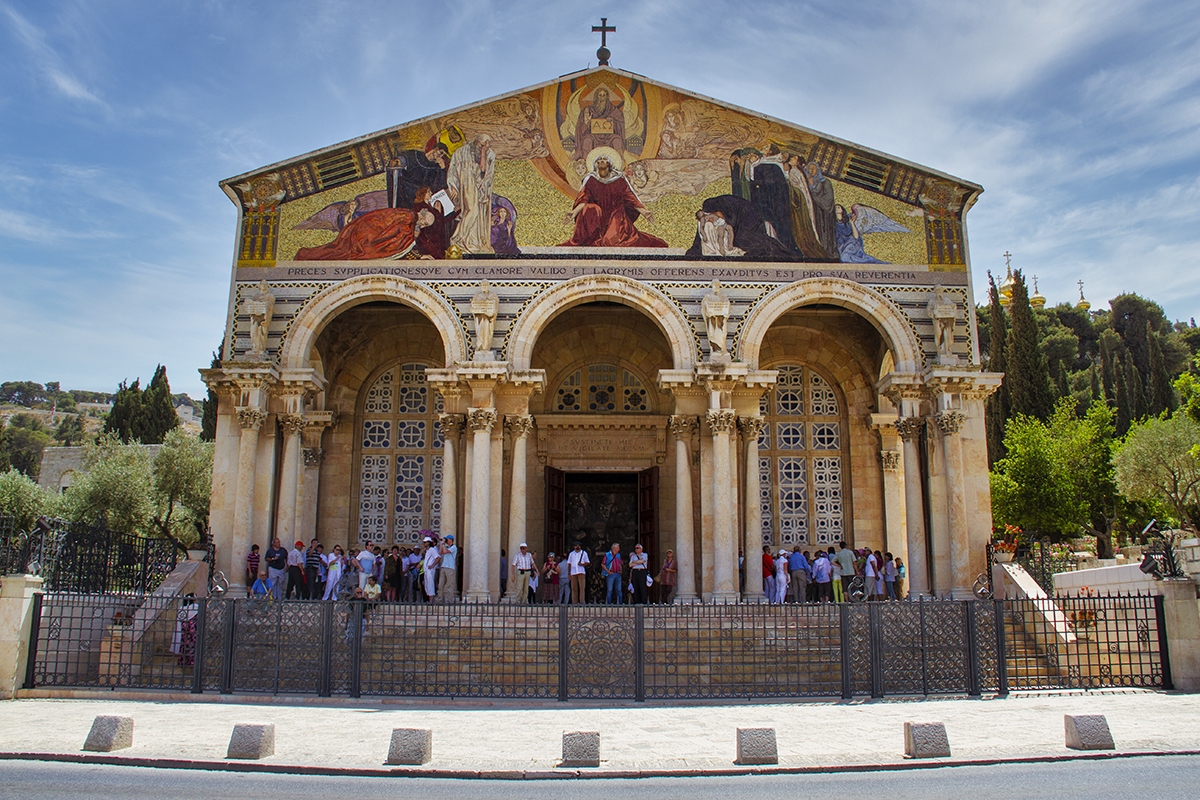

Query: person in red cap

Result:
[285,540,307,600]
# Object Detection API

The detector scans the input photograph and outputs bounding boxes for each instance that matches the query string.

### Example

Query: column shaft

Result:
[275,415,304,545]
[439,415,463,548]
[464,408,496,602]
[938,413,971,598]
[504,416,533,602]
[231,409,265,595]
[897,417,930,597]
[741,417,766,603]
[708,410,739,602]
[669,416,698,603]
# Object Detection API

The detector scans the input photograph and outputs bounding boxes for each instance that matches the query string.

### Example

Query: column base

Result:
[710,591,741,604]
[949,587,976,601]
[672,593,701,605]
[501,591,527,604]
[461,591,491,604]
[740,592,768,604]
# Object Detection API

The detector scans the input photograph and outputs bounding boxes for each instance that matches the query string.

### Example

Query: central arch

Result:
[736,277,924,373]
[280,275,470,370]
[506,274,697,371]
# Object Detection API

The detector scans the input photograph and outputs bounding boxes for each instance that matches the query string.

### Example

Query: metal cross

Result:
[1078,279,1086,299]
[593,17,616,65]
[1003,251,1012,270]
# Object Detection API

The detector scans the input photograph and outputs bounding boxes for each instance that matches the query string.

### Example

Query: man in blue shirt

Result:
[787,548,810,603]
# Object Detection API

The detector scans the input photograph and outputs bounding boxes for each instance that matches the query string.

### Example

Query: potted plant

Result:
[993,525,1020,562]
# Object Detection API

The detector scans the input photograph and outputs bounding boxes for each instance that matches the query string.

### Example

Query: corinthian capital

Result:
[934,411,966,436]
[706,409,738,435]
[668,414,698,439]
[505,414,535,440]
[467,407,497,434]
[438,413,466,439]
[279,413,306,436]
[894,416,925,442]
[236,407,267,431]
[738,415,767,440]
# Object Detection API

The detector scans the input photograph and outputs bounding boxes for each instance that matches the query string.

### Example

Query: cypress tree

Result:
[1005,271,1055,421]
[1115,354,1132,435]
[984,272,1010,465]
[143,365,180,445]
[1056,361,1071,403]
[1147,320,1177,415]
[1129,356,1149,421]
[104,379,143,442]
[200,353,220,443]
[1100,337,1116,403]
[1090,364,1102,405]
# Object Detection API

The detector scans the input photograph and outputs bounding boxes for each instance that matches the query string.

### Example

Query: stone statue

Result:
[701,279,731,360]
[927,285,959,364]
[242,279,276,357]
[470,279,499,354]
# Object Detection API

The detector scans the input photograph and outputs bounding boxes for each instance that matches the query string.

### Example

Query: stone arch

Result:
[507,274,696,371]
[736,277,922,373]
[280,275,469,369]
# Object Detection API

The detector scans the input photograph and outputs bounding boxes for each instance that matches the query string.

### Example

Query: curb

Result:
[3,749,1198,780]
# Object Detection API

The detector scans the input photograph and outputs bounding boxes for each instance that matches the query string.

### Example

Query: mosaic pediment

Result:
[224,68,980,271]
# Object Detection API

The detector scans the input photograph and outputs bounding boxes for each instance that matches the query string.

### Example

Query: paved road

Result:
[1,756,1196,799]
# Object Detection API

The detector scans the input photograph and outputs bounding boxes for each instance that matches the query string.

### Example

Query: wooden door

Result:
[637,466,658,555]
[545,466,565,556]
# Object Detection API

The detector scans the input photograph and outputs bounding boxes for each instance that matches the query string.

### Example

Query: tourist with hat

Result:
[285,540,307,600]
[510,542,535,603]
[541,551,559,603]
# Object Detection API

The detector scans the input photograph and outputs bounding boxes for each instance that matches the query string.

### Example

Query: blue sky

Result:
[2,0,1198,399]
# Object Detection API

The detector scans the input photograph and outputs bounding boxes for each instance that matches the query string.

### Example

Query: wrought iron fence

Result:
[24,594,1170,699]
[1017,537,1079,593]
[1,515,179,594]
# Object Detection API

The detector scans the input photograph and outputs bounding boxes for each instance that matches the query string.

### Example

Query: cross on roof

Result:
[1003,251,1012,270]
[593,17,616,65]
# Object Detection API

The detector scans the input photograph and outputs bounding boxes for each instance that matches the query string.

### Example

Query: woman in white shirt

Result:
[322,545,345,601]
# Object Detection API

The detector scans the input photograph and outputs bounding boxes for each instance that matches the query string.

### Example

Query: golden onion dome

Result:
[1030,276,1046,309]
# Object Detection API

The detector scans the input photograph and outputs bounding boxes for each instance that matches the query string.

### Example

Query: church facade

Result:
[203,67,1000,602]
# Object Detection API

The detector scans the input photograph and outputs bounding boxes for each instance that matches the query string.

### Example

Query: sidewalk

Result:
[2,690,1198,777]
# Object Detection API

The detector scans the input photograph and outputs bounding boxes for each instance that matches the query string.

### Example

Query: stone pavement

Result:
[2,690,1199,778]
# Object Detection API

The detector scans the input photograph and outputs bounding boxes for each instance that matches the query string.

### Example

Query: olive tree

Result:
[1114,414,1200,531]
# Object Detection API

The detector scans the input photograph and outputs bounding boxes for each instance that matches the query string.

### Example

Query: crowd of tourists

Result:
[241,536,903,605]
[749,541,906,603]
[245,534,461,604]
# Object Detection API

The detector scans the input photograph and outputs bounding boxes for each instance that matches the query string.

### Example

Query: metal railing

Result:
[1017,537,1079,594]
[25,593,1172,699]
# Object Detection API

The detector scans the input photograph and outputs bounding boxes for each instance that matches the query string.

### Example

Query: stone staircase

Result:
[1003,611,1065,689]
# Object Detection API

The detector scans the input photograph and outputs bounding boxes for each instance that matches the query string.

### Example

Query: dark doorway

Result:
[545,468,658,603]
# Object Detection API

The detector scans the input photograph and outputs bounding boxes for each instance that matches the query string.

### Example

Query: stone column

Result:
[274,413,305,545]
[708,409,739,603]
[1162,578,1200,692]
[232,408,266,595]
[669,415,699,603]
[439,414,465,546]
[504,415,534,602]
[896,416,929,598]
[936,411,971,599]
[463,407,496,603]
[880,449,907,561]
[740,416,768,603]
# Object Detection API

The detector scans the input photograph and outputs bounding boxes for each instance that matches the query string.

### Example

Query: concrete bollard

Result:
[560,730,600,767]
[904,721,951,758]
[387,728,432,765]
[226,723,275,759]
[83,715,134,752]
[735,727,778,765]
[1064,714,1115,751]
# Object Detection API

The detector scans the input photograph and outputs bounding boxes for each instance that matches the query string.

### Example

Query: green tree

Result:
[1127,353,1149,421]
[1148,321,1177,416]
[991,400,1123,556]
[0,468,56,531]
[63,431,212,552]
[0,381,46,408]
[1110,293,1168,384]
[1114,354,1132,435]
[1176,355,1200,423]
[984,273,1010,465]
[1114,414,1200,531]
[1100,335,1116,402]
[54,414,88,446]
[103,379,144,442]
[200,347,220,442]
[0,414,51,478]
[1005,271,1055,421]
[143,365,180,444]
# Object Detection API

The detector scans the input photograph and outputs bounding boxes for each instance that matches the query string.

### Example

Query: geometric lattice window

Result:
[759,364,845,547]
[553,363,653,414]
[357,362,445,544]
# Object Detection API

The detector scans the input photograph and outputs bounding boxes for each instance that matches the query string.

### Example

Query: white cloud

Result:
[1,3,107,108]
